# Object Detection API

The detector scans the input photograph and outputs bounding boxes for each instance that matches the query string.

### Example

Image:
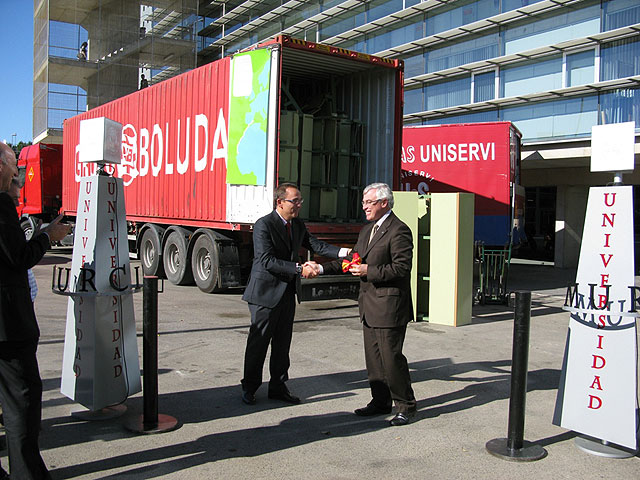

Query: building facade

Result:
[34,0,640,268]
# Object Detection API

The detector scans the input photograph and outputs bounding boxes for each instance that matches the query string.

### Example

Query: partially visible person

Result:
[241,183,348,406]
[77,41,87,61]
[140,74,149,89]
[0,141,70,479]
[312,182,417,426]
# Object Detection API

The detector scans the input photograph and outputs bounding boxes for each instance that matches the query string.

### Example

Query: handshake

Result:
[300,261,321,279]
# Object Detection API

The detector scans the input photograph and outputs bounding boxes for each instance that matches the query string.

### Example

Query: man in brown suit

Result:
[317,182,417,426]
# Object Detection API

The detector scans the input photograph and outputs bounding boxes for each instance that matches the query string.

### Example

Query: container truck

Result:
[60,35,404,296]
[400,122,524,247]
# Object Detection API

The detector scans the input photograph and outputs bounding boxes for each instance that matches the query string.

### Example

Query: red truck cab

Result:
[17,143,64,239]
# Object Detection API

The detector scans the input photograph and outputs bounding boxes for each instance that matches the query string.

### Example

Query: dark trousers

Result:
[241,284,296,394]
[0,341,51,480]
[362,321,416,414]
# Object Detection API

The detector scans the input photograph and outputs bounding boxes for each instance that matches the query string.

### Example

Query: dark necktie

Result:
[286,221,292,241]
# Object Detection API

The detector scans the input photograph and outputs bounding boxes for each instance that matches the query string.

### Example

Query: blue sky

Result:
[0,1,33,145]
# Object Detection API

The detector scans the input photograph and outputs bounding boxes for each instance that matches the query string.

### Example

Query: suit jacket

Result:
[326,211,413,327]
[0,192,50,342]
[242,210,340,309]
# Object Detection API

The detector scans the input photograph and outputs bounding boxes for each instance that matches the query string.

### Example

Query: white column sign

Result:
[61,174,141,410]
[553,186,638,450]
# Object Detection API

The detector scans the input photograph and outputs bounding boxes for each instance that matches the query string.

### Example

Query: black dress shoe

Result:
[389,411,415,426]
[354,404,392,416]
[268,390,301,404]
[242,391,256,405]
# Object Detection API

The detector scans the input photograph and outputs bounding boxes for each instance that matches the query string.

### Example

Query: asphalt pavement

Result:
[1,249,639,479]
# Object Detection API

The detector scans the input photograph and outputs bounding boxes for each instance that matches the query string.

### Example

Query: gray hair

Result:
[363,182,394,208]
[0,143,10,166]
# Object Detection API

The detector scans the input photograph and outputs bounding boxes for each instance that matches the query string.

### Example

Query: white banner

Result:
[61,175,141,411]
[553,186,638,450]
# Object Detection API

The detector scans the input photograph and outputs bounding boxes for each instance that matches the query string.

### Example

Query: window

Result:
[600,88,640,126]
[600,38,640,81]
[404,88,424,114]
[319,6,366,41]
[500,57,563,98]
[423,110,498,125]
[504,4,600,55]
[425,34,500,74]
[425,76,471,110]
[49,21,88,59]
[473,71,495,102]
[426,0,499,37]
[502,96,598,140]
[565,50,595,87]
[603,0,640,31]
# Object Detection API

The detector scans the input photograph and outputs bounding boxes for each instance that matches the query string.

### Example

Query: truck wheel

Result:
[140,227,164,277]
[21,219,34,241]
[163,231,194,285]
[191,234,219,293]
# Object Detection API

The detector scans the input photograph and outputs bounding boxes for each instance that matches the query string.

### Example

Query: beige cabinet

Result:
[393,191,474,326]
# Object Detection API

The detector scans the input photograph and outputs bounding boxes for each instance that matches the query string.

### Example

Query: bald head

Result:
[0,142,18,191]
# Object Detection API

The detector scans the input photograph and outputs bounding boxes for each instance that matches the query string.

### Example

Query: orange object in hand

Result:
[342,252,361,272]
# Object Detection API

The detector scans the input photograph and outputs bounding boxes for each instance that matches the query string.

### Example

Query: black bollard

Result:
[486,291,547,461]
[125,276,179,434]
[143,275,159,426]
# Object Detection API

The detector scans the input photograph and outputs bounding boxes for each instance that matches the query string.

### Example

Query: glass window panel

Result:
[424,110,498,125]
[368,0,405,23]
[319,6,365,40]
[474,71,495,102]
[566,50,595,86]
[504,4,600,55]
[427,0,499,37]
[367,16,424,54]
[600,88,640,126]
[425,76,471,110]
[404,51,425,78]
[603,0,640,30]
[600,38,640,81]
[404,88,424,114]
[500,57,562,98]
[502,0,544,12]
[49,20,88,59]
[322,0,344,10]
[425,33,499,73]
[502,97,598,140]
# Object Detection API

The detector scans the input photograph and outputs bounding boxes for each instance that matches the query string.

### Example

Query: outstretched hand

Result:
[43,222,71,243]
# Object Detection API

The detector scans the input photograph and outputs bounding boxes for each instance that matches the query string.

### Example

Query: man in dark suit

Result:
[0,142,70,479]
[316,182,417,426]
[241,183,348,406]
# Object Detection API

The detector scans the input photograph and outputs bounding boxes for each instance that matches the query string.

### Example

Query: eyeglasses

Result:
[283,198,304,205]
[361,199,380,207]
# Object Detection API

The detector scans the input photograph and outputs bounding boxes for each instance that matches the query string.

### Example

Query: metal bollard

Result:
[143,275,159,426]
[124,276,179,434]
[486,291,547,461]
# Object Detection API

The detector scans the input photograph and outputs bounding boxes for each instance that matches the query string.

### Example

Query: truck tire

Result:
[163,230,194,285]
[191,234,220,293]
[21,219,34,241]
[140,227,164,277]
